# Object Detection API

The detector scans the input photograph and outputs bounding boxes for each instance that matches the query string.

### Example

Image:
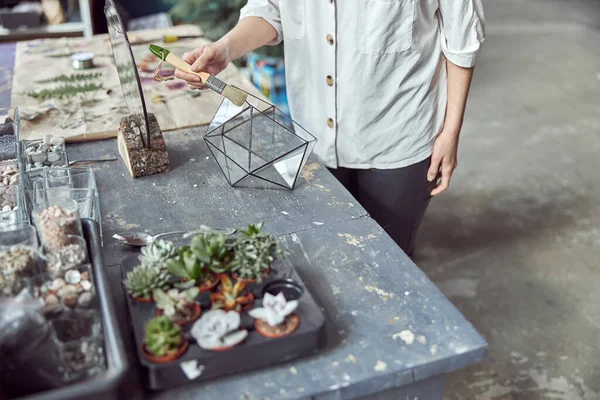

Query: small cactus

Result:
[125,265,170,300]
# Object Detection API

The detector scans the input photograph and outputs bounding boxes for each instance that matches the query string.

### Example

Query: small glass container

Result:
[34,199,83,252]
[0,225,42,297]
[21,138,69,172]
[43,235,89,278]
[51,308,106,382]
[0,107,20,162]
[0,185,25,229]
[0,223,38,249]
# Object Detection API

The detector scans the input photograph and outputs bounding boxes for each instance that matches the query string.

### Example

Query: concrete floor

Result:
[414,0,600,399]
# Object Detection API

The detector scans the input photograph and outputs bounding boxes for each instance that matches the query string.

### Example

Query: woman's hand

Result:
[427,129,459,196]
[174,40,231,90]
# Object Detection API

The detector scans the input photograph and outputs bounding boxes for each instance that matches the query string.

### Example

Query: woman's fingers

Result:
[427,155,441,182]
[174,69,202,83]
[430,161,454,196]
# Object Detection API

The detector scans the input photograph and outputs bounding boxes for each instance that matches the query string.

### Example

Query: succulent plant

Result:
[210,274,253,312]
[230,222,288,282]
[153,287,199,319]
[125,265,171,300]
[249,292,298,327]
[189,232,232,273]
[140,239,176,268]
[144,316,183,356]
[166,246,208,283]
[191,309,248,350]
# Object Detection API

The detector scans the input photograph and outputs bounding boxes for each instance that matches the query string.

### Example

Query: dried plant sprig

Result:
[37,72,102,84]
[26,83,105,100]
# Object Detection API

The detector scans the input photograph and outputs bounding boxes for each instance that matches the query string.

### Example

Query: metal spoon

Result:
[112,226,236,247]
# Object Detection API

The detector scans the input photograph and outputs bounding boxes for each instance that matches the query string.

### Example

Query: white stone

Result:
[50,136,65,146]
[47,153,61,163]
[2,205,11,213]
[31,152,47,163]
[81,280,92,291]
[65,269,82,284]
[43,133,53,145]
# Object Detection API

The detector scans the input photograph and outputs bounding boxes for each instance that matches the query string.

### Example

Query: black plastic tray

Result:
[121,256,326,390]
[21,219,128,400]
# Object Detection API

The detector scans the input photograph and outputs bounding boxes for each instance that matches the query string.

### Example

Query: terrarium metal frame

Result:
[204,93,316,190]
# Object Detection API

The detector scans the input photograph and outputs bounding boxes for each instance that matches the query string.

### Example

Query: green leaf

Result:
[167,259,189,278]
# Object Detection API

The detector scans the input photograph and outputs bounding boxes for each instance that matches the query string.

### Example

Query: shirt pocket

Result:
[280,0,305,40]
[359,0,416,55]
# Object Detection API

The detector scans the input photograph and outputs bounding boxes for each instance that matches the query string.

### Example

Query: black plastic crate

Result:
[121,255,326,391]
[19,219,128,400]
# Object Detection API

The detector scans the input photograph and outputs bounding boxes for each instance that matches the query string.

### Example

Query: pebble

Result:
[77,291,93,308]
[49,278,66,292]
[43,133,53,146]
[50,136,65,146]
[65,269,82,284]
[30,152,47,164]
[47,152,61,163]
[81,280,92,291]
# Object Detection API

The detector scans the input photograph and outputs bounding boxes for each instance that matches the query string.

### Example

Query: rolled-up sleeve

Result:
[438,0,485,68]
[240,0,283,45]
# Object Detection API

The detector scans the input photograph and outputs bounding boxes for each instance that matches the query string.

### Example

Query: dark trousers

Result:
[328,157,435,258]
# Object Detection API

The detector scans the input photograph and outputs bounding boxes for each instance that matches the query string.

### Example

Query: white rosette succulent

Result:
[249,292,298,327]
[191,309,248,350]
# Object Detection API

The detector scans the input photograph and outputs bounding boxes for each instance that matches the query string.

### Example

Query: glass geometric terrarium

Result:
[204,94,316,190]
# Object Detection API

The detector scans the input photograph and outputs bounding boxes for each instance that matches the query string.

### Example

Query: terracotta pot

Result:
[156,302,201,327]
[255,314,300,339]
[232,267,271,283]
[130,294,153,303]
[141,338,188,363]
[210,292,254,313]
[197,271,221,292]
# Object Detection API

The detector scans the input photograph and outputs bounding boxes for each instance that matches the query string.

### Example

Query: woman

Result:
[175,1,485,258]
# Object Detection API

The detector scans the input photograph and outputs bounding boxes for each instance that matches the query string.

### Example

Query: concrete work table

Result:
[0,42,486,399]
[68,131,486,399]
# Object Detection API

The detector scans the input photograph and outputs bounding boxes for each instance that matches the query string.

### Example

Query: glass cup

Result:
[33,199,83,252]
[0,224,38,249]
[43,235,89,279]
[0,226,43,297]
[51,309,106,382]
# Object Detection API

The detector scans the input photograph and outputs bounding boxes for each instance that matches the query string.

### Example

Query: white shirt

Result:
[240,0,485,169]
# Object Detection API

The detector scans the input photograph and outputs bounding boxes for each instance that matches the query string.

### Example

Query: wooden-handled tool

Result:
[149,44,248,107]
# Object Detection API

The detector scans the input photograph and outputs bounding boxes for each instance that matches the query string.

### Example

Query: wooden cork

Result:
[117,113,170,178]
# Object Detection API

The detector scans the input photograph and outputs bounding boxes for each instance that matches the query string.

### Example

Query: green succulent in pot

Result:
[154,287,201,326]
[143,316,188,362]
[230,222,288,282]
[189,232,233,273]
[166,246,221,292]
[125,265,171,302]
[139,239,176,269]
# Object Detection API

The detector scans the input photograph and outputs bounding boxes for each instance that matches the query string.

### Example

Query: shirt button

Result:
[326,34,334,46]
[326,75,334,86]
[327,118,335,128]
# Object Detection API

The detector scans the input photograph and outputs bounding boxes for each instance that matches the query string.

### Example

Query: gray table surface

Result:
[1,42,487,399]
[67,129,486,399]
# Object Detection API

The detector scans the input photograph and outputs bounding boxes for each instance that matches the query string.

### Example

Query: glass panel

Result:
[104,0,150,145]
